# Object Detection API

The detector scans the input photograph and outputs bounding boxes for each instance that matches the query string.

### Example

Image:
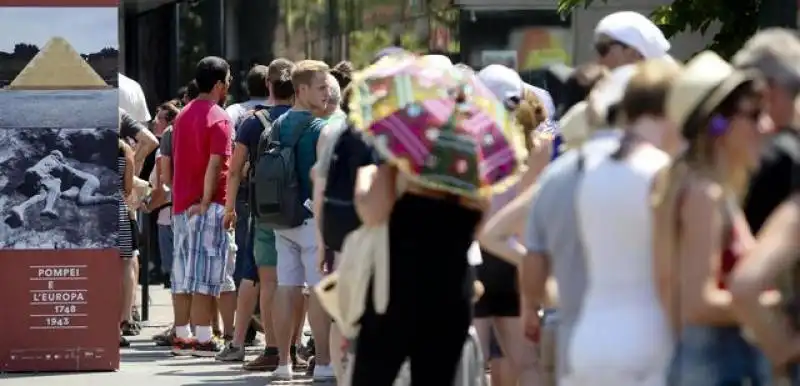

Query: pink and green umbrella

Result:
[348,54,528,198]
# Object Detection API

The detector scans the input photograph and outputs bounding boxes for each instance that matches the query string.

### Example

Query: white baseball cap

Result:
[477,64,524,106]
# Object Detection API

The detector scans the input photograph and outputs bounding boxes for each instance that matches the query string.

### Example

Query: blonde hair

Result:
[291,60,330,88]
[611,58,682,160]
[515,88,548,144]
[620,58,682,124]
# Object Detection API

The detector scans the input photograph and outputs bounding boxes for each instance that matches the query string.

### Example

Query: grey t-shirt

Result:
[524,131,620,376]
[160,126,173,158]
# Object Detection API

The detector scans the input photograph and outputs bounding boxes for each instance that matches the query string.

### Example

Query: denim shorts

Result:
[668,325,772,386]
[233,200,258,284]
[157,224,173,274]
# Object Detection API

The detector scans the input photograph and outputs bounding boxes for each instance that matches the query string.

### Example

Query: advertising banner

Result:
[0,250,121,371]
[0,0,121,372]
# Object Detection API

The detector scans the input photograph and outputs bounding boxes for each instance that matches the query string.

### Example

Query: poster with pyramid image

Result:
[8,37,111,90]
[0,1,122,373]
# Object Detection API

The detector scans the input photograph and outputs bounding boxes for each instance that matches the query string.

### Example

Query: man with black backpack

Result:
[248,60,334,382]
[220,58,295,367]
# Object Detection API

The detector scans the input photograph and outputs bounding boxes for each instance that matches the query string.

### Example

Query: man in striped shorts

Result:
[170,56,237,357]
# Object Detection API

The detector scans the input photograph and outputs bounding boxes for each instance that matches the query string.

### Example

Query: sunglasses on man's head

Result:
[595,40,628,57]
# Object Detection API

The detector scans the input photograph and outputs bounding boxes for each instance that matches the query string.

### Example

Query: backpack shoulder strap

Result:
[253,108,273,132]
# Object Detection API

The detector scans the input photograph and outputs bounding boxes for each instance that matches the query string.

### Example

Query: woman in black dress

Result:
[350,164,487,386]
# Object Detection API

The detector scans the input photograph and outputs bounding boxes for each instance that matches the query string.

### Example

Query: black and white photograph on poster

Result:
[0,6,118,128]
[0,128,119,250]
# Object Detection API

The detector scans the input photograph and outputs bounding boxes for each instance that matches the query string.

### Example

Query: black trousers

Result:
[350,246,472,385]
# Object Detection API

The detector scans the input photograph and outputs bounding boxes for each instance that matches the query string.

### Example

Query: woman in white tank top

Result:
[563,59,683,386]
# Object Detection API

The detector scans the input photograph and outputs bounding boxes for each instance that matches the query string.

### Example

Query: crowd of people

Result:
[113,9,800,386]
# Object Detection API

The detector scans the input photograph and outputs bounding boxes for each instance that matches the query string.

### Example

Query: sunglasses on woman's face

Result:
[735,108,763,122]
[595,40,627,57]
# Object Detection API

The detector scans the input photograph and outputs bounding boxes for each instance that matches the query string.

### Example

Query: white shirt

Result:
[225,99,270,132]
[119,73,151,122]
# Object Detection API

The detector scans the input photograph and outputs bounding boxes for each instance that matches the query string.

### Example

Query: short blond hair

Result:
[620,58,682,123]
[291,60,329,87]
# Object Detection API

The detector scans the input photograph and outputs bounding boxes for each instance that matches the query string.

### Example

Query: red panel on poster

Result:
[0,249,121,372]
[0,0,118,5]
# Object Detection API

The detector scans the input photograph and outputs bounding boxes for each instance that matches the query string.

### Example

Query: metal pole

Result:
[141,212,151,321]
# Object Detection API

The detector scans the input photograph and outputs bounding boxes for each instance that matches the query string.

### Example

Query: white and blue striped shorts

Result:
[171,203,236,296]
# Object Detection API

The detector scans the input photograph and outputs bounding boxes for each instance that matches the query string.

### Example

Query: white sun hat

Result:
[595,11,671,59]
[421,54,454,69]
[477,64,524,107]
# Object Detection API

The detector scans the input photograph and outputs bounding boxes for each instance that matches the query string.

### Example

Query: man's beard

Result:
[217,91,228,106]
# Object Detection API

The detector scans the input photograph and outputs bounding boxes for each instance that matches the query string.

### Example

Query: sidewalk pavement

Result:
[0,286,315,385]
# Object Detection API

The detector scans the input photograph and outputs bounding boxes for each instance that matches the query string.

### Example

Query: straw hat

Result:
[589,63,638,124]
[558,64,637,147]
[559,101,590,146]
[666,51,757,138]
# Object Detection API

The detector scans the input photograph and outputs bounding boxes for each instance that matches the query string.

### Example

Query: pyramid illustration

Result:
[7,37,109,90]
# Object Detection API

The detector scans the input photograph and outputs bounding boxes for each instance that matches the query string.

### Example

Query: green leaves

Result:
[557,0,760,59]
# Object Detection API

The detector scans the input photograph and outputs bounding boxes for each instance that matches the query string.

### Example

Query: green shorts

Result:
[253,224,278,267]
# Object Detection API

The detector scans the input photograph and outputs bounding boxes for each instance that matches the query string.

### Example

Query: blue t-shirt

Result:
[274,109,324,204]
[234,104,292,165]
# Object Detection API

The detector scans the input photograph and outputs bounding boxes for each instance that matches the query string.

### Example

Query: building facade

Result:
[456,0,715,72]
[120,0,459,108]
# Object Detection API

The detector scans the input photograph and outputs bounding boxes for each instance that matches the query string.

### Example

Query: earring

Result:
[709,115,729,136]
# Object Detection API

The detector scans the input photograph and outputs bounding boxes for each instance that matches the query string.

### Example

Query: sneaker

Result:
[290,344,309,370]
[153,326,175,347]
[271,364,293,381]
[192,338,223,357]
[243,351,280,371]
[171,337,195,356]
[305,356,315,376]
[312,363,336,382]
[244,336,261,347]
[215,342,245,362]
[121,321,140,336]
[119,336,130,348]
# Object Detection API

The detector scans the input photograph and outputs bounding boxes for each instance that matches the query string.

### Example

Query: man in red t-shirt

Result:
[170,56,234,356]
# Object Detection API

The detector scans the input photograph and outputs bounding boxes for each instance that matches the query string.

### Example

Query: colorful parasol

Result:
[349,54,528,198]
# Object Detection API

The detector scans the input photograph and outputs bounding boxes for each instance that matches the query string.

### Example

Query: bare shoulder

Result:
[683,178,724,216]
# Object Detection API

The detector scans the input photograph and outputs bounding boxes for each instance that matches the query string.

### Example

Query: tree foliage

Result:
[348,29,426,68]
[557,0,760,58]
